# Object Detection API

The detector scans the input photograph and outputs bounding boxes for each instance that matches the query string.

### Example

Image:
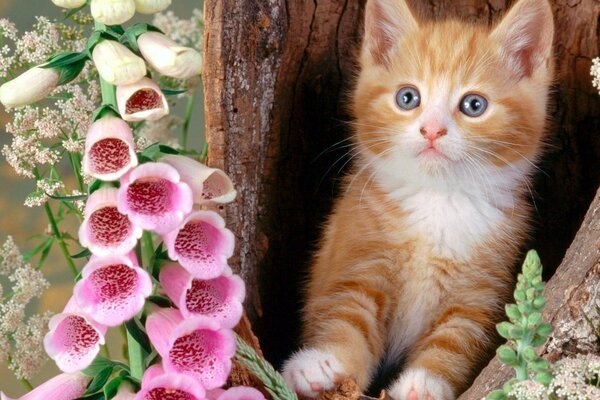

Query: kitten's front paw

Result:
[282,348,346,397]
[388,368,453,400]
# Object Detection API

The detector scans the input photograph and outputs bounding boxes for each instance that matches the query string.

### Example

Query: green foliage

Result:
[486,250,553,400]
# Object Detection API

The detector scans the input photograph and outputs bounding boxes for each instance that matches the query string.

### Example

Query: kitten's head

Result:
[353,0,554,186]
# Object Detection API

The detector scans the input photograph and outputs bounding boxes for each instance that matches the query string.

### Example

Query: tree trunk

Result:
[202,0,600,382]
[459,185,600,400]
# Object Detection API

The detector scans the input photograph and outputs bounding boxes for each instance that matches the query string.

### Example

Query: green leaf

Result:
[536,322,553,338]
[162,88,187,96]
[71,248,92,259]
[522,346,537,361]
[528,312,542,327]
[22,237,54,262]
[144,349,159,369]
[88,179,103,195]
[92,104,120,121]
[125,318,152,354]
[530,334,547,347]
[505,304,521,320]
[85,365,113,394]
[508,325,524,339]
[529,358,549,373]
[485,389,507,400]
[120,23,164,53]
[82,356,114,377]
[36,237,54,268]
[63,3,88,19]
[103,376,123,400]
[496,321,513,339]
[497,345,518,365]
[43,52,88,69]
[514,288,526,302]
[535,371,553,386]
[147,295,173,308]
[158,145,179,155]
[533,296,546,309]
[47,193,88,202]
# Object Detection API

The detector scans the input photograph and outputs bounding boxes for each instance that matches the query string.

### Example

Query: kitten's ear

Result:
[491,0,554,79]
[363,0,418,66]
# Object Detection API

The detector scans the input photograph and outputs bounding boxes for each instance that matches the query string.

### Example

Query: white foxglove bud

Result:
[134,0,171,14]
[116,77,169,121]
[138,32,202,79]
[0,67,59,108]
[91,0,136,25]
[51,0,87,8]
[92,40,147,85]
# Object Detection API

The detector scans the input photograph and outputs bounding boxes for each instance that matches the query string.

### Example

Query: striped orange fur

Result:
[282,1,554,399]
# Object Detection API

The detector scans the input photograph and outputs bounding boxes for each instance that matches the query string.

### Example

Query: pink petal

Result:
[136,366,205,400]
[145,308,185,358]
[0,373,90,400]
[141,364,165,389]
[79,187,142,257]
[160,263,244,328]
[73,255,152,326]
[160,155,237,205]
[44,310,106,373]
[163,211,235,279]
[117,162,193,234]
[206,389,226,400]
[117,77,169,122]
[164,317,236,389]
[83,116,138,181]
[217,387,266,400]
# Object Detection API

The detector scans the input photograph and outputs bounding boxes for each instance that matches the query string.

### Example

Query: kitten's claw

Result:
[388,368,453,400]
[282,348,346,398]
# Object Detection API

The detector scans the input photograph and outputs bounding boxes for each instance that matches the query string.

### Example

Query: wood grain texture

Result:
[202,0,600,376]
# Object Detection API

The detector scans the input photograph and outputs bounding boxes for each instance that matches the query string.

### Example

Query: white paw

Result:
[282,348,346,397]
[388,368,454,400]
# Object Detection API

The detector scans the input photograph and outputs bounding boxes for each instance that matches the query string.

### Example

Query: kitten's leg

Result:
[283,273,390,397]
[388,305,496,400]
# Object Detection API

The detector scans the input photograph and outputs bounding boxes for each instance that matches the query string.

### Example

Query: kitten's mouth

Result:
[417,145,448,160]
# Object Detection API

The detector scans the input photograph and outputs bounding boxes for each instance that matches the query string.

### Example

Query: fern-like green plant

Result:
[486,250,553,400]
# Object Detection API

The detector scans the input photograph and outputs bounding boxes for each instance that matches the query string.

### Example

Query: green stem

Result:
[20,378,33,391]
[44,201,78,278]
[181,93,196,148]
[200,142,208,163]
[141,232,154,268]
[68,151,85,193]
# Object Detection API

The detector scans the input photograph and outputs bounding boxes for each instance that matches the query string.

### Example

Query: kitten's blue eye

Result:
[395,86,420,110]
[460,94,488,117]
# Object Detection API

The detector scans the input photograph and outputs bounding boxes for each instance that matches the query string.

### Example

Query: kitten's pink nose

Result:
[420,125,447,141]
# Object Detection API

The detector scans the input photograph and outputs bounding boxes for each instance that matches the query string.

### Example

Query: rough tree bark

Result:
[203,0,600,393]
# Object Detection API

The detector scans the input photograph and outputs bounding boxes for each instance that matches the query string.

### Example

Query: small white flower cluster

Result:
[591,58,600,94]
[138,114,183,149]
[507,353,600,400]
[0,236,51,380]
[24,178,65,207]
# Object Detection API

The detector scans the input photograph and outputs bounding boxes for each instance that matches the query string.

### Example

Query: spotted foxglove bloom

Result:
[134,0,171,14]
[138,32,202,79]
[160,262,244,328]
[212,387,266,400]
[91,0,136,25]
[51,0,87,8]
[0,66,59,108]
[79,187,142,256]
[44,298,107,373]
[146,308,236,389]
[161,155,237,205]
[0,373,90,400]
[136,364,206,400]
[82,116,138,181]
[163,211,235,279]
[73,254,152,326]
[116,77,169,122]
[92,40,146,86]
[117,162,193,234]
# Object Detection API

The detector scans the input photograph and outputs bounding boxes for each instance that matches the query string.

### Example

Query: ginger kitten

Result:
[282,0,554,399]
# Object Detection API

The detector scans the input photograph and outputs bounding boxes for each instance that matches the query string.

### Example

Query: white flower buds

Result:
[138,32,202,79]
[92,40,147,86]
[117,77,169,121]
[134,0,171,14]
[51,0,87,8]
[91,0,136,25]
[0,66,59,108]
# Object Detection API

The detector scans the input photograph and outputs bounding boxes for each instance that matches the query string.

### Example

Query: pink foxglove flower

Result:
[0,66,59,108]
[79,187,142,256]
[134,0,171,14]
[160,262,244,328]
[117,162,193,234]
[73,254,152,326]
[116,77,169,122]
[44,298,107,373]
[92,40,146,86]
[82,116,138,181]
[163,211,235,279]
[136,364,206,400]
[214,387,266,400]
[161,155,237,205]
[91,0,136,25]
[146,308,236,389]
[51,0,87,8]
[138,32,202,79]
[0,373,90,400]
[111,383,137,400]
